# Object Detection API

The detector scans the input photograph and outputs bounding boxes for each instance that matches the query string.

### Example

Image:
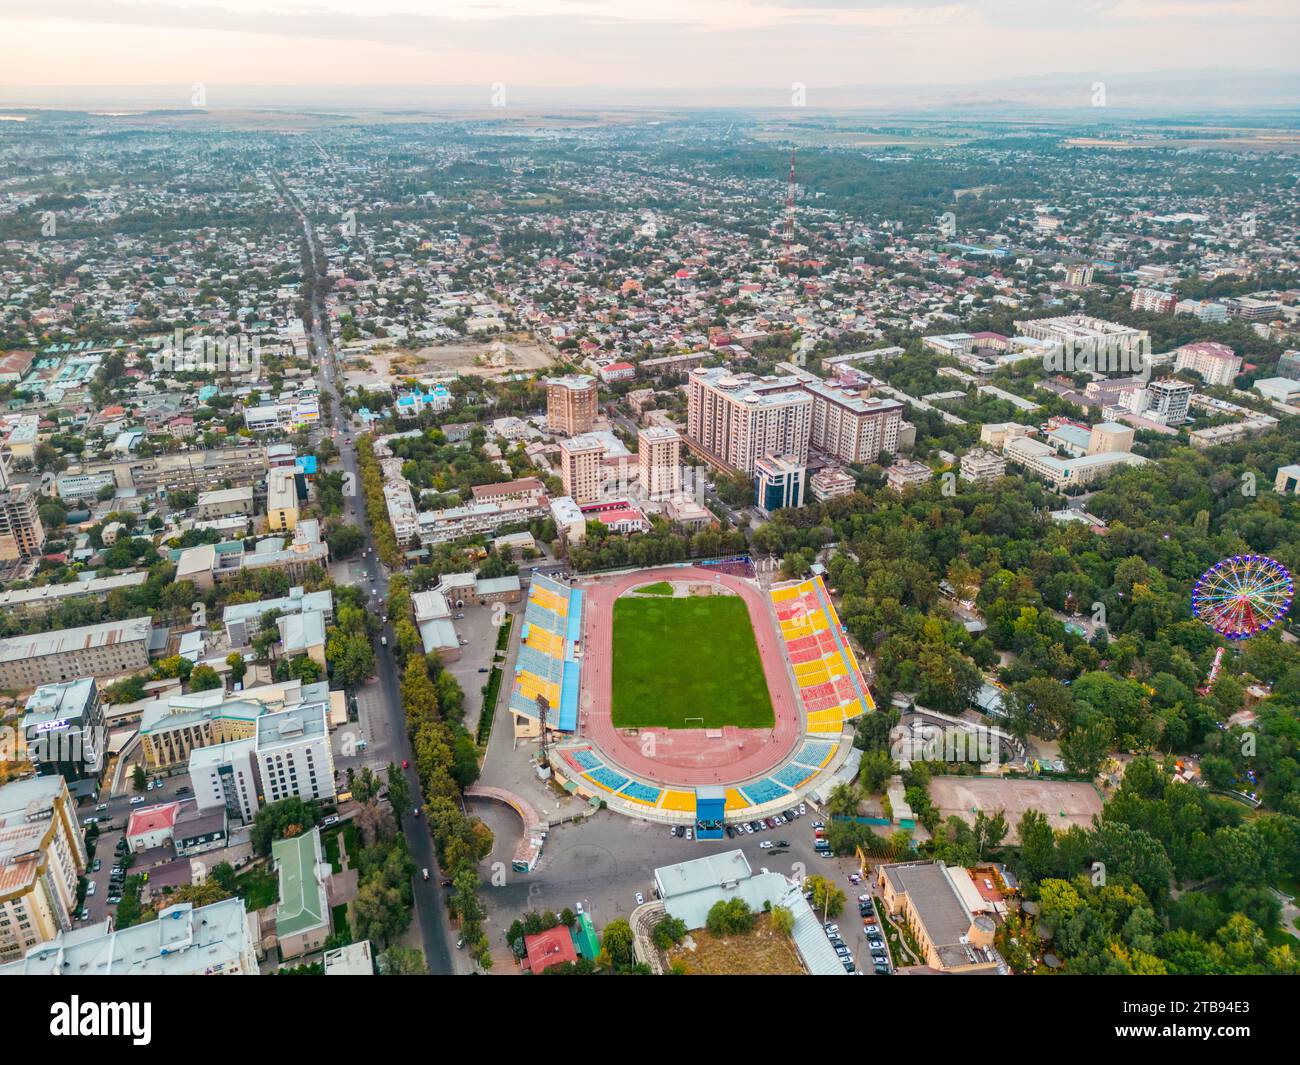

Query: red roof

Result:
[522,927,578,973]
[127,802,180,838]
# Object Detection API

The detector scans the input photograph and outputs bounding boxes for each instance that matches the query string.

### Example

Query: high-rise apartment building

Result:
[0,483,46,561]
[1147,379,1194,426]
[687,368,812,475]
[0,777,88,963]
[800,380,903,465]
[559,435,605,504]
[637,426,682,500]
[546,374,598,436]
[1130,288,1177,314]
[1174,341,1241,386]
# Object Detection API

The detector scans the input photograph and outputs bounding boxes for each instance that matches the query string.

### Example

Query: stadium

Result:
[507,559,874,835]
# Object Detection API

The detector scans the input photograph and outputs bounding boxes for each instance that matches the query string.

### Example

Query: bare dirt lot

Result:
[666,913,804,975]
[928,775,1103,842]
[343,336,556,385]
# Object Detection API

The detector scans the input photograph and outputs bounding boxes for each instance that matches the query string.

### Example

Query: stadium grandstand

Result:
[771,575,874,734]
[509,573,584,739]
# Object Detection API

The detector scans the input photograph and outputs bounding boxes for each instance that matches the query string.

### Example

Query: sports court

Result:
[927,775,1103,842]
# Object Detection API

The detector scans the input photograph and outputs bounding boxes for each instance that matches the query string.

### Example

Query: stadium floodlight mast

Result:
[536,694,550,769]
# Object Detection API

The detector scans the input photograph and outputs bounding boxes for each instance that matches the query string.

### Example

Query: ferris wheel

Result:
[1192,555,1294,640]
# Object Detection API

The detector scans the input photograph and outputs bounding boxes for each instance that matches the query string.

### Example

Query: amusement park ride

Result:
[1192,554,1295,694]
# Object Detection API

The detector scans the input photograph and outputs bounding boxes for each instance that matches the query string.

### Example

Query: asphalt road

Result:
[288,187,456,975]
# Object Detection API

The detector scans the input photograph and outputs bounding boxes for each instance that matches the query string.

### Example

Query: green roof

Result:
[572,912,599,960]
[272,829,328,939]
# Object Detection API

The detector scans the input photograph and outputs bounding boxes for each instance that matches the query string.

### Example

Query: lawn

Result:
[234,865,280,912]
[610,594,774,729]
[633,581,674,596]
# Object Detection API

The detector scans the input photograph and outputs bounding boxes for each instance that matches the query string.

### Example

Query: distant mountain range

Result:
[1,69,1297,117]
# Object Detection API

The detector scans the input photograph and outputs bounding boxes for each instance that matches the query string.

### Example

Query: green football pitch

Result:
[610,594,775,729]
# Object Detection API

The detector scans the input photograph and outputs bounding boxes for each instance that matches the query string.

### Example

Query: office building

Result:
[637,426,682,500]
[1276,349,1300,382]
[266,467,299,533]
[0,484,46,561]
[559,434,605,505]
[687,367,812,475]
[20,678,105,785]
[1088,421,1135,455]
[0,617,152,689]
[876,861,1004,974]
[754,455,806,513]
[546,374,598,436]
[272,828,332,959]
[195,486,255,520]
[255,702,336,805]
[0,777,88,963]
[189,738,261,824]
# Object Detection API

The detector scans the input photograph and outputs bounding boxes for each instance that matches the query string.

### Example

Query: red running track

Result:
[577,566,803,788]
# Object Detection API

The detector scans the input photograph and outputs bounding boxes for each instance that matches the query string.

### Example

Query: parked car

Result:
[107,896,121,906]
[86,881,96,896]
[94,803,108,812]
[742,823,754,834]
[477,667,489,673]
[797,803,807,816]
[129,796,144,805]
[674,826,684,838]
[91,859,101,872]
[759,840,773,849]
[422,868,430,881]
[321,815,339,827]
[83,817,99,825]
[575,902,584,915]
[634,892,645,905]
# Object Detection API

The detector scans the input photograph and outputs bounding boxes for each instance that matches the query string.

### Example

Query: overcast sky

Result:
[3,0,1298,97]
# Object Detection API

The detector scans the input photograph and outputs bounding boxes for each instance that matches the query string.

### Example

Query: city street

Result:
[288,190,457,975]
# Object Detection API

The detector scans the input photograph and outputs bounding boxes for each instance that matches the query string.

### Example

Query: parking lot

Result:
[473,802,892,974]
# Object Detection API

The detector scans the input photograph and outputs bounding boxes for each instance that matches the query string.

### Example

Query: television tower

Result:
[782,149,797,262]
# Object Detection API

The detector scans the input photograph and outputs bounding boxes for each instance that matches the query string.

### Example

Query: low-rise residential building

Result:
[195,486,255,520]
[808,466,856,502]
[886,460,933,492]
[959,448,1007,484]
[0,898,258,975]
[0,616,153,689]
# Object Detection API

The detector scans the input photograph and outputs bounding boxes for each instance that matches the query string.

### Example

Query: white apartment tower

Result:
[559,434,605,505]
[637,426,682,500]
[800,380,904,465]
[686,368,812,475]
